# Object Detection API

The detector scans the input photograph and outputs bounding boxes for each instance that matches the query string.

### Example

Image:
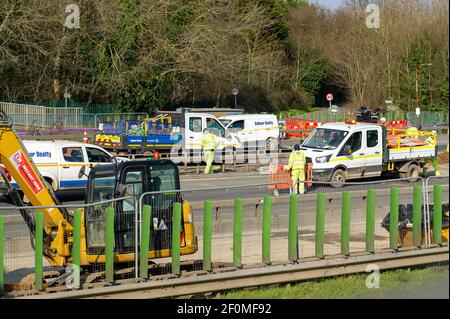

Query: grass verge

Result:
[213,265,449,299]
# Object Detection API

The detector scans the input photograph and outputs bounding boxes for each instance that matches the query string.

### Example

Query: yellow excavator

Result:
[0,111,197,270]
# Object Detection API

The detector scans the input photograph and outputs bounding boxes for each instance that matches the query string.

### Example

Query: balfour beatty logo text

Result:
[29,151,52,158]
[254,121,273,126]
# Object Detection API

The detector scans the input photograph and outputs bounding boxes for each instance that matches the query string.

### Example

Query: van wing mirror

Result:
[344,145,352,155]
[78,166,87,179]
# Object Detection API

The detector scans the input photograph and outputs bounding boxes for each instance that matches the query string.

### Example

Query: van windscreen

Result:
[302,128,348,150]
[219,119,232,127]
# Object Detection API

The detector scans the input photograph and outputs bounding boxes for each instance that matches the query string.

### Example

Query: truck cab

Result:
[301,122,384,183]
[183,112,241,154]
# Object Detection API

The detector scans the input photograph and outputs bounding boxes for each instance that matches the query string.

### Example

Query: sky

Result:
[309,0,345,10]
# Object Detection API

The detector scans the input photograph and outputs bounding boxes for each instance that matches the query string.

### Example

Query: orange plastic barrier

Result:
[268,164,313,192]
[385,120,409,129]
[285,119,321,139]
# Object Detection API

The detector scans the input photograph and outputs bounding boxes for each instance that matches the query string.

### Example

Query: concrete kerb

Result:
[15,245,449,299]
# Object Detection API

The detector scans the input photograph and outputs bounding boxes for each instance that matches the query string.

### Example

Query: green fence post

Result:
[35,211,44,291]
[315,193,326,259]
[72,209,82,289]
[433,185,442,245]
[233,198,243,268]
[140,205,151,279]
[341,192,351,256]
[412,186,422,247]
[203,201,213,271]
[262,196,272,265]
[105,206,115,284]
[0,215,4,293]
[172,203,182,275]
[390,187,399,250]
[288,195,298,262]
[366,189,376,253]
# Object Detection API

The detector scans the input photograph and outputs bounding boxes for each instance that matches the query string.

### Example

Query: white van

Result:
[219,114,279,150]
[183,112,241,153]
[2,141,128,192]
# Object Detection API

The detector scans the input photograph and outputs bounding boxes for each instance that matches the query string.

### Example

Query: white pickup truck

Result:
[300,122,437,185]
[1,140,128,194]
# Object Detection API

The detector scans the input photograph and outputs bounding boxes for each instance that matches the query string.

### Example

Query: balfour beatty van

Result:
[219,114,279,150]
[1,140,128,193]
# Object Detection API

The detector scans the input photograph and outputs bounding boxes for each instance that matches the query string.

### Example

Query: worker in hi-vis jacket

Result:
[423,130,440,177]
[201,128,220,174]
[285,143,306,194]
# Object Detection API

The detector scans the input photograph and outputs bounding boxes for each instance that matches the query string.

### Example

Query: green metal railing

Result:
[0,184,447,293]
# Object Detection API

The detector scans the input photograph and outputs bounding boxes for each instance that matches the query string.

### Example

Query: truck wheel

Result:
[330,169,346,188]
[402,164,420,181]
[265,138,277,152]
[222,147,235,163]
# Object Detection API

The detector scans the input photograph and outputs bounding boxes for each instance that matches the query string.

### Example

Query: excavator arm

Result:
[0,111,72,266]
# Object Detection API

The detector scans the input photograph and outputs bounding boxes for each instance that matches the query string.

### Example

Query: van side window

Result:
[206,118,225,137]
[189,117,202,133]
[62,147,84,162]
[338,132,362,156]
[367,130,378,148]
[86,147,112,163]
[228,120,244,133]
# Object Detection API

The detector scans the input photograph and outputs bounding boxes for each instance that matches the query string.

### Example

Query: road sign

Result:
[232,88,239,96]
[326,93,334,101]
[330,105,339,113]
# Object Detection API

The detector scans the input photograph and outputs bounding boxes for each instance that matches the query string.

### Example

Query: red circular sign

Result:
[326,93,334,101]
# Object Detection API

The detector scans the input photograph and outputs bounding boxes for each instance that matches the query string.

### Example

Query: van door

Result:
[363,128,383,177]
[60,146,87,189]
[334,131,365,178]
[227,120,245,140]
[84,146,114,176]
[184,114,203,151]
[206,116,237,151]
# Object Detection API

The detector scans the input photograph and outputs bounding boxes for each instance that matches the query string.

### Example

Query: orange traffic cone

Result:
[83,129,88,144]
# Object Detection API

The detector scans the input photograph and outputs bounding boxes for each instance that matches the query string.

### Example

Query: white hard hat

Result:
[380,117,386,122]
[431,130,437,135]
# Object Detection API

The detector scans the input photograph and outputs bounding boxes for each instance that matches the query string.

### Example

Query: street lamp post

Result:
[415,63,432,113]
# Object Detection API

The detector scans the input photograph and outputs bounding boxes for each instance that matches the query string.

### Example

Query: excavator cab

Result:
[83,160,197,261]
